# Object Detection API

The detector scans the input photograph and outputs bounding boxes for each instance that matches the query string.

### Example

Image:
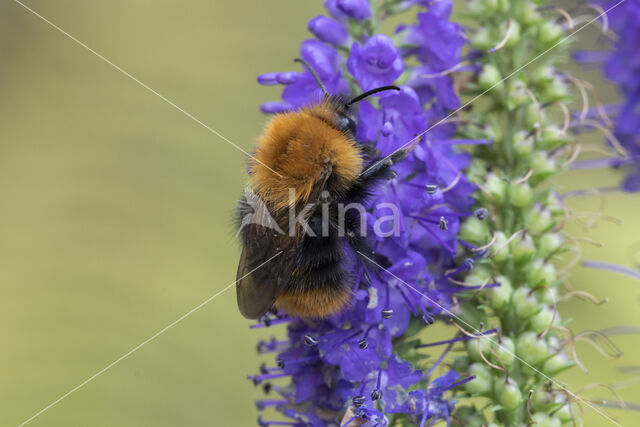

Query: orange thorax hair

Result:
[249,102,363,209]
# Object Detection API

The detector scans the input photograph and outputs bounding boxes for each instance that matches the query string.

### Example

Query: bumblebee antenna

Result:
[293,58,329,98]
[346,85,401,107]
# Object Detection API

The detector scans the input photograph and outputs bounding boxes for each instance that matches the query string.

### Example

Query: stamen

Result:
[382,308,393,319]
[439,216,449,230]
[249,372,290,384]
[565,74,590,122]
[582,260,640,282]
[341,415,358,427]
[570,119,627,157]
[558,103,571,132]
[256,338,288,354]
[561,142,581,168]
[352,395,366,407]
[419,222,457,255]
[580,80,615,127]
[491,229,525,258]
[255,399,288,410]
[477,335,508,374]
[550,6,575,29]
[474,208,489,220]
[425,184,439,194]
[526,390,536,424]
[575,4,615,39]
[473,231,498,252]
[512,168,533,184]
[371,369,383,400]
[257,416,300,426]
[575,330,622,359]
[438,138,494,145]
[420,61,470,78]
[570,157,634,171]
[396,285,419,316]
[447,375,476,390]
[363,324,377,338]
[441,172,463,193]
[251,317,291,329]
[488,19,515,53]
[277,355,319,368]
[558,326,589,374]
[304,335,319,346]
[577,383,627,409]
[419,404,430,427]
[416,328,498,348]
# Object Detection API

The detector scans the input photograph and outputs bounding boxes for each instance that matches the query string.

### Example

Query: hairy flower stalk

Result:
[449,0,618,425]
[249,1,479,426]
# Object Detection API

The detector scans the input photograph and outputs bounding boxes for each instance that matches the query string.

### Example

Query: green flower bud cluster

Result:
[452,0,582,425]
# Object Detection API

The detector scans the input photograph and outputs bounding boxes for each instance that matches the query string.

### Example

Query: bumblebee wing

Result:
[236,204,296,319]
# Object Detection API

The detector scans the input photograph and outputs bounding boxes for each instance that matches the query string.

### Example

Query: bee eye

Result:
[336,114,356,136]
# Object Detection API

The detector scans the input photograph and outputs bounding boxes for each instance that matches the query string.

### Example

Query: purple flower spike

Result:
[251,0,476,424]
[337,0,372,21]
[308,16,348,45]
[347,35,404,91]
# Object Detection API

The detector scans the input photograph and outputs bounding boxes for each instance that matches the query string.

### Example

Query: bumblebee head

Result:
[248,59,400,210]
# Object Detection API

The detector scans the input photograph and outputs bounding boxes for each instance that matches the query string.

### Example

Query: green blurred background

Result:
[0,1,638,426]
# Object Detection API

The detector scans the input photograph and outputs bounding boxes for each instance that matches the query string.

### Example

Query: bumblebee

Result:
[236,59,414,319]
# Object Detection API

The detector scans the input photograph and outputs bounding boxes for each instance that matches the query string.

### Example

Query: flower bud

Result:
[541,79,570,103]
[531,413,562,427]
[472,27,494,51]
[507,80,529,109]
[538,21,563,46]
[524,103,542,129]
[516,332,550,366]
[478,65,503,91]
[519,1,541,26]
[530,151,557,183]
[537,233,563,259]
[491,231,510,263]
[553,401,573,424]
[485,173,506,202]
[526,259,557,287]
[512,234,536,264]
[531,384,554,411]
[466,337,491,362]
[490,336,515,368]
[509,182,533,208]
[513,287,540,319]
[489,275,512,310]
[308,16,348,45]
[523,204,553,233]
[466,265,492,286]
[531,65,555,88]
[529,305,555,335]
[513,131,534,157]
[545,190,563,210]
[466,363,494,395]
[542,353,575,376]
[537,127,568,151]
[494,377,523,410]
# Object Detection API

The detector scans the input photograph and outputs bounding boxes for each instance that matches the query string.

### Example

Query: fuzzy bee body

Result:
[236,61,413,319]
